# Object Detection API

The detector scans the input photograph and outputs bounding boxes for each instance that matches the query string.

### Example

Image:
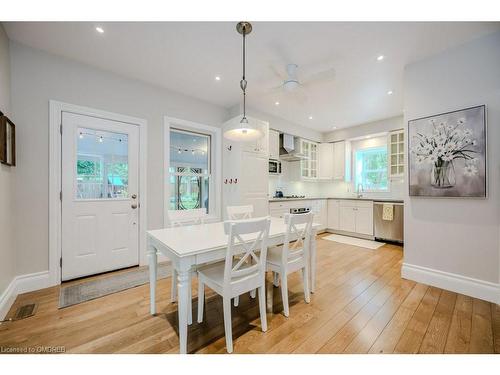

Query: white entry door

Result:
[61,112,140,281]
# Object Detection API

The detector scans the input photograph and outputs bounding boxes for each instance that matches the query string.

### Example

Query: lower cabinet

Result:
[328,199,374,237]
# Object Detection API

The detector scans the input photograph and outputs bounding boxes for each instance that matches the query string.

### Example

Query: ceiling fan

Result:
[268,62,336,103]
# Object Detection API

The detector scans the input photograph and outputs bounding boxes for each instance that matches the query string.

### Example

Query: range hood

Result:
[279,133,308,161]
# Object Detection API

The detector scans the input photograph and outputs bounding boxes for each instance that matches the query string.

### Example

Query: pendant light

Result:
[223,22,263,142]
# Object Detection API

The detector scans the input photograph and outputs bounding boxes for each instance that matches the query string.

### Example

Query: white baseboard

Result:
[0,271,51,320]
[401,263,500,304]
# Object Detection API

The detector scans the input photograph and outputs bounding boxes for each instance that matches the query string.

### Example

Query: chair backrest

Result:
[226,205,254,220]
[166,208,206,227]
[223,217,271,288]
[282,212,314,266]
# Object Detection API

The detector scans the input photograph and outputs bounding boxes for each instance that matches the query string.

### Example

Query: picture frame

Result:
[0,113,16,166]
[408,105,486,198]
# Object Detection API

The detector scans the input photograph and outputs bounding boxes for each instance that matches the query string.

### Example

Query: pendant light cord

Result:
[242,29,246,119]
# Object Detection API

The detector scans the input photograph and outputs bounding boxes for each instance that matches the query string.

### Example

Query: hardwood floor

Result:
[1,234,498,354]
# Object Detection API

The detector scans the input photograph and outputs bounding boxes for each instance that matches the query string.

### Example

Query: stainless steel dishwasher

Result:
[374,201,404,243]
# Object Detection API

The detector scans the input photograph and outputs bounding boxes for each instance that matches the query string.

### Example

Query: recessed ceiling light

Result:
[275,101,280,106]
[377,55,384,61]
[387,90,393,95]
[215,76,221,81]
[95,26,104,34]
[308,116,313,120]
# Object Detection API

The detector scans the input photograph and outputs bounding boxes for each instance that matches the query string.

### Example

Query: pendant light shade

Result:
[223,21,263,143]
[223,117,262,142]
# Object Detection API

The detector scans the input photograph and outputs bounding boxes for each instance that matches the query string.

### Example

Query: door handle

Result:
[131,203,138,209]
[131,194,137,199]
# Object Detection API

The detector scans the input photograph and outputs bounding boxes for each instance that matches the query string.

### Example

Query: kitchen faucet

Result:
[356,183,364,198]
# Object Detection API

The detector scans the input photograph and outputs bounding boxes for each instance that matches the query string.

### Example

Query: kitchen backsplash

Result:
[269,163,405,200]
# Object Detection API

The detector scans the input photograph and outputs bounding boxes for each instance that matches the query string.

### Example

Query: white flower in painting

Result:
[435,145,446,157]
[463,164,478,177]
[428,153,438,164]
[457,118,466,125]
[442,153,454,162]
[416,155,425,164]
[423,144,433,153]
[445,142,456,152]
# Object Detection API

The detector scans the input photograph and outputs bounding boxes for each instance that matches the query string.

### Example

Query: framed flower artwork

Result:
[408,105,486,198]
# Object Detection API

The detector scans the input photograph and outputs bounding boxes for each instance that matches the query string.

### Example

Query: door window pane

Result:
[76,127,129,199]
[169,129,211,213]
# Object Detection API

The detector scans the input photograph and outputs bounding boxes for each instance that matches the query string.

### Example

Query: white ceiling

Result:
[4,22,500,131]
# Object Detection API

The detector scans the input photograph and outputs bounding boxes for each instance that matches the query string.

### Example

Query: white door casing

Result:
[61,112,140,280]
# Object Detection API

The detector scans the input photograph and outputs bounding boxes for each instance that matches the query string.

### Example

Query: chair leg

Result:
[258,286,267,332]
[273,272,279,287]
[280,273,289,317]
[197,281,204,323]
[250,289,256,299]
[223,297,233,353]
[302,267,311,303]
[233,296,239,307]
[171,268,177,302]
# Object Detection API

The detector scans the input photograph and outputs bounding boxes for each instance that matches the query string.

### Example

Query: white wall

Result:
[9,42,227,276]
[0,25,15,297]
[403,31,500,299]
[323,116,403,143]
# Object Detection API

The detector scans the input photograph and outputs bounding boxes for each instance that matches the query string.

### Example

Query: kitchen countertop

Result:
[269,197,404,203]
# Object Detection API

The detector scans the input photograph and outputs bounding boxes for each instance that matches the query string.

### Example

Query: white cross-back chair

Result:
[267,212,313,317]
[166,208,207,324]
[226,204,256,306]
[197,217,271,353]
[226,205,254,220]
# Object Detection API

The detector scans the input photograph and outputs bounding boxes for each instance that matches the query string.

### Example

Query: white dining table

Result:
[147,216,320,354]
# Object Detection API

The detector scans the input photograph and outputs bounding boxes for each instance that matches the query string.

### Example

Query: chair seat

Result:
[266,245,283,265]
[198,260,258,290]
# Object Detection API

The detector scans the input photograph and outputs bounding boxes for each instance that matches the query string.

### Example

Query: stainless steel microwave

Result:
[268,159,282,175]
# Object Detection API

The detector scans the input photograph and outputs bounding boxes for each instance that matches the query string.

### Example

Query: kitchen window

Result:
[355,146,389,192]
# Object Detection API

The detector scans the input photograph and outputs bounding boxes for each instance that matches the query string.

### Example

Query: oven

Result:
[268,159,282,175]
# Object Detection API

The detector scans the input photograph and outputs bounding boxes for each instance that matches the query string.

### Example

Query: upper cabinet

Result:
[333,140,351,181]
[318,143,334,180]
[268,129,280,160]
[388,130,405,177]
[300,139,318,179]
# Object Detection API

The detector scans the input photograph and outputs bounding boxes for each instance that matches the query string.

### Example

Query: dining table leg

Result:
[177,267,190,354]
[148,245,158,315]
[310,229,317,293]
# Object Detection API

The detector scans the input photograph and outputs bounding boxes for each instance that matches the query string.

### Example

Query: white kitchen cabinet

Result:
[268,129,280,160]
[300,139,318,179]
[355,206,374,235]
[389,129,405,178]
[339,206,357,232]
[318,143,334,179]
[332,199,374,236]
[333,140,351,181]
[327,199,340,230]
[223,116,269,219]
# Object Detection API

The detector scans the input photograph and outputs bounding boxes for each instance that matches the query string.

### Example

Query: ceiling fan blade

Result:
[301,67,336,87]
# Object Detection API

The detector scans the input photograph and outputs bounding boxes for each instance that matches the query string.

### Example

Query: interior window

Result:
[169,129,211,213]
[355,146,388,192]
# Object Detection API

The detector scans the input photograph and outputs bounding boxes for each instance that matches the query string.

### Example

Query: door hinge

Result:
[60,257,62,268]
[60,191,62,201]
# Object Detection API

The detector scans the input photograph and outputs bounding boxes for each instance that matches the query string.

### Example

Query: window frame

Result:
[163,117,222,225]
[354,145,390,193]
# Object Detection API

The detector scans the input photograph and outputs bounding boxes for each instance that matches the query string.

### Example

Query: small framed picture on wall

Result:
[0,112,16,166]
